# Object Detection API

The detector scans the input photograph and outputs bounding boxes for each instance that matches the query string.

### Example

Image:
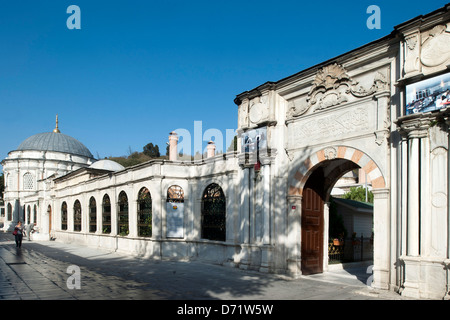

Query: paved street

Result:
[0,231,409,301]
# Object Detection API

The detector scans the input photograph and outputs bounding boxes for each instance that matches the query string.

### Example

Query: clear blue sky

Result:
[0,0,447,166]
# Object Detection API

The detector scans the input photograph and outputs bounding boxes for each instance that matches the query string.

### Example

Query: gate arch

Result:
[288,145,386,197]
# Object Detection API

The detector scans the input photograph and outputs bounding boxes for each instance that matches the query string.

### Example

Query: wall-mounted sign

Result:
[166,202,184,238]
[406,72,450,115]
[241,127,267,153]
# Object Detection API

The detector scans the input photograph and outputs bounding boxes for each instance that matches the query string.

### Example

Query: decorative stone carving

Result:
[421,24,450,68]
[290,107,371,146]
[404,32,421,75]
[238,99,249,128]
[306,64,389,113]
[402,24,450,78]
[287,97,309,118]
[374,129,389,146]
[323,147,337,160]
[249,96,269,124]
[307,64,351,111]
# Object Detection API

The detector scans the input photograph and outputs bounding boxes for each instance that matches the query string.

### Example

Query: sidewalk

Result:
[0,231,409,300]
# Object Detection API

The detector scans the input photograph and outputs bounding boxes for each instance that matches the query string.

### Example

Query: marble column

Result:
[407,136,420,256]
[286,195,302,277]
[238,158,251,269]
[259,160,272,272]
[372,188,391,290]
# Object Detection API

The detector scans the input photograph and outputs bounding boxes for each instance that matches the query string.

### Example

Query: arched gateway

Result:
[286,146,389,289]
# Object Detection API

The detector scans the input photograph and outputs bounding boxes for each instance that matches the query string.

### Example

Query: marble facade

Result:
[2,4,450,299]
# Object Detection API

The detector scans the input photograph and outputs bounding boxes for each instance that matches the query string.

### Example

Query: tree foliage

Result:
[143,143,160,158]
[343,186,374,203]
[108,142,166,168]
[227,135,238,152]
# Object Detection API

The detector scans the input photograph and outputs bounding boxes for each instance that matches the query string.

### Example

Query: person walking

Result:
[13,221,26,248]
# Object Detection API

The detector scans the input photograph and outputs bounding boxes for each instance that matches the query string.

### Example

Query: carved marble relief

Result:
[404,32,421,75]
[238,98,249,129]
[402,24,450,78]
[287,64,389,118]
[421,24,450,69]
[249,96,269,125]
[291,107,371,146]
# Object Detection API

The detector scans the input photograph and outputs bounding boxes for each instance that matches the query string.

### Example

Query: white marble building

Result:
[2,4,450,299]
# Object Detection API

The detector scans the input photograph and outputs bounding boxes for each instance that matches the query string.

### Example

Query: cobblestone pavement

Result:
[0,232,410,301]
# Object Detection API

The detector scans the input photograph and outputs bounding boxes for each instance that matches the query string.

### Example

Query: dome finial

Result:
[53,114,61,133]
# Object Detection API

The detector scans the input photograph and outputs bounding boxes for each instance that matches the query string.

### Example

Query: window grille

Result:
[137,187,152,237]
[23,172,34,190]
[73,200,82,232]
[89,197,97,233]
[201,183,226,241]
[61,202,68,230]
[102,194,111,234]
[118,191,129,236]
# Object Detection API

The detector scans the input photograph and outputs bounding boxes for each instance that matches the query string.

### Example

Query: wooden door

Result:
[301,187,324,275]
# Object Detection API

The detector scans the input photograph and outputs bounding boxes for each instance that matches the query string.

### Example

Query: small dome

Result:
[89,159,124,172]
[17,132,94,159]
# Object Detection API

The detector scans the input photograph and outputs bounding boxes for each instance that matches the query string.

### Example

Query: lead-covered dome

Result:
[89,159,124,171]
[16,132,94,159]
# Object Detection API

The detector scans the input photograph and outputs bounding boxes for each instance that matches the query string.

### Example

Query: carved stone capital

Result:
[396,113,435,139]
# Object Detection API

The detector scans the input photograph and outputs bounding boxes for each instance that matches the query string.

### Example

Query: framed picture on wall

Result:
[406,72,450,115]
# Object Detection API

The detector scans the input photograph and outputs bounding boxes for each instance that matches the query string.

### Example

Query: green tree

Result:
[227,135,238,152]
[143,143,160,158]
[343,186,373,203]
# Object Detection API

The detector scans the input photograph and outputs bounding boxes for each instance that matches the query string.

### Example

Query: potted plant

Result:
[333,232,344,246]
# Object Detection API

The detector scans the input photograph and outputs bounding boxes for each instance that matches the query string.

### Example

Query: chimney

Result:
[207,140,216,158]
[169,131,178,161]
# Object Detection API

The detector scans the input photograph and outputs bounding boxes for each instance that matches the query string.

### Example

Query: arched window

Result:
[201,183,226,241]
[7,203,12,221]
[137,187,152,237]
[23,172,34,190]
[73,200,82,232]
[61,202,68,230]
[167,185,184,203]
[89,197,97,233]
[118,191,129,236]
[7,173,15,191]
[33,205,37,224]
[167,185,185,238]
[102,194,111,234]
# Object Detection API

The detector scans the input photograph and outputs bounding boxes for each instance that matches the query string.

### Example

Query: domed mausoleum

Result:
[1,116,96,234]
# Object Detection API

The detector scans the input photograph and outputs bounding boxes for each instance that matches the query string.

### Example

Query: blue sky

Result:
[0,0,447,165]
